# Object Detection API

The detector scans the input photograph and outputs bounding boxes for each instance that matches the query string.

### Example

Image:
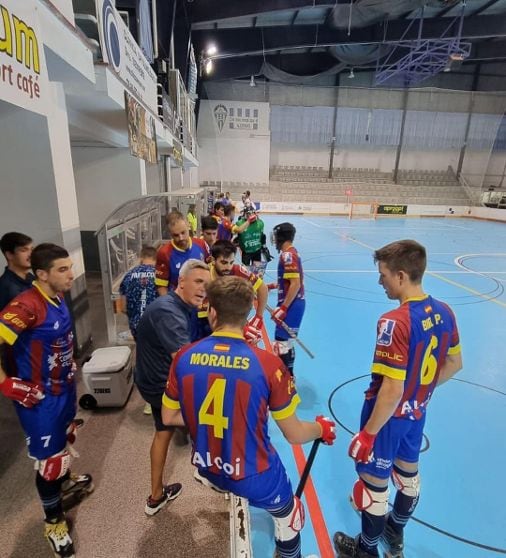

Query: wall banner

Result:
[377,204,408,215]
[125,91,158,164]
[0,1,49,114]
[96,0,157,112]
[170,139,183,167]
[213,103,259,132]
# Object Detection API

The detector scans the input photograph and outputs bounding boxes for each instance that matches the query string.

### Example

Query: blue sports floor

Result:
[251,214,506,558]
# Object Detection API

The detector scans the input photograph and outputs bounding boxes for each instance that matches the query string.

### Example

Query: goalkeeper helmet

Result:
[271,222,296,251]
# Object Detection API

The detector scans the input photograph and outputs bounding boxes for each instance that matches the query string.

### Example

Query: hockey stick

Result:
[266,304,315,359]
[295,439,321,498]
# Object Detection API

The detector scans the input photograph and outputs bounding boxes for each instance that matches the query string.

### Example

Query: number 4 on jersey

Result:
[198,378,229,438]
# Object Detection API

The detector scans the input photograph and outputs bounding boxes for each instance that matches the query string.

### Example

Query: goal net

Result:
[349,202,378,220]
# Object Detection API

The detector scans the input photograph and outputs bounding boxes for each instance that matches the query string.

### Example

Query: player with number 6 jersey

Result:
[162,276,335,558]
[334,240,462,558]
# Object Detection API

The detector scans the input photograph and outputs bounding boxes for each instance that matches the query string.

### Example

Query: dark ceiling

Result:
[182,0,506,86]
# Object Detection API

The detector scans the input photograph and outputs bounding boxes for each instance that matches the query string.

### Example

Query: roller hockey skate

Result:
[380,516,405,558]
[333,533,378,558]
[61,473,94,510]
[44,516,75,558]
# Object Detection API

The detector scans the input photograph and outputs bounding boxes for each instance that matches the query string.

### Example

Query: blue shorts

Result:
[15,384,77,460]
[198,454,294,511]
[356,398,426,480]
[275,298,305,341]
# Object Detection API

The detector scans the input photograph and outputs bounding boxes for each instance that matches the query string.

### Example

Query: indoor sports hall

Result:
[2,1,506,558]
[254,213,506,558]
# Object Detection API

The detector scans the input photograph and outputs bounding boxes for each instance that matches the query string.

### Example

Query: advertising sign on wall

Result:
[377,204,408,215]
[0,1,49,114]
[96,0,157,111]
[213,103,259,132]
[125,91,158,164]
[170,139,183,167]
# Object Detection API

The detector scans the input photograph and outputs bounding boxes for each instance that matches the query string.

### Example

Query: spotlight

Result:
[206,44,217,56]
[249,75,256,87]
[205,59,213,74]
[348,67,355,79]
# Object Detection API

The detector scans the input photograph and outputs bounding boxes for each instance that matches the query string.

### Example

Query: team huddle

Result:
[0,211,462,558]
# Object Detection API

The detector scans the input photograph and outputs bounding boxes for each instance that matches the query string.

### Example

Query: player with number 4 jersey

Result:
[334,240,462,558]
[162,276,335,558]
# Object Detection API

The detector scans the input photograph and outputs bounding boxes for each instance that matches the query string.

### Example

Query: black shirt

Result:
[0,267,35,310]
[134,290,194,402]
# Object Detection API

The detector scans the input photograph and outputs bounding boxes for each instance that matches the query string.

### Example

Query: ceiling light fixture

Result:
[206,44,217,56]
[348,67,355,79]
[250,75,256,87]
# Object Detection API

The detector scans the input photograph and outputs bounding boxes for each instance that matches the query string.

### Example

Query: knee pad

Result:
[273,496,305,542]
[37,449,72,482]
[350,478,389,516]
[273,339,294,356]
[392,468,420,499]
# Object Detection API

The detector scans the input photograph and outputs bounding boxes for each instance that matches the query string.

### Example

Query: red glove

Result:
[315,415,336,445]
[243,315,263,344]
[266,282,278,290]
[247,213,258,224]
[0,377,44,408]
[271,305,288,324]
[348,429,376,463]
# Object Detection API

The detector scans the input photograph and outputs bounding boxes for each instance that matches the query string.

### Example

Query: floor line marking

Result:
[260,327,333,558]
[303,269,506,274]
[428,272,506,308]
[293,444,335,558]
[332,232,506,309]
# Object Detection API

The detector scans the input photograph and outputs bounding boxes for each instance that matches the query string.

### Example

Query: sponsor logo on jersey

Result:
[192,450,241,477]
[282,252,293,264]
[3,312,27,328]
[377,318,396,346]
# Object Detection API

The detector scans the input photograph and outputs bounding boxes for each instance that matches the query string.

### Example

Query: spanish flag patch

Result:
[213,344,230,352]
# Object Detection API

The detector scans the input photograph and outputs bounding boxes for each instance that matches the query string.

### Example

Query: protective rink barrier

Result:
[95,191,213,344]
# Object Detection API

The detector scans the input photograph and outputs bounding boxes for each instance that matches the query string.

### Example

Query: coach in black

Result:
[135,258,210,517]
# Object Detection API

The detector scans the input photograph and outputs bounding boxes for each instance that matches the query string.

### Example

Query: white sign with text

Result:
[0,0,49,114]
[96,0,157,112]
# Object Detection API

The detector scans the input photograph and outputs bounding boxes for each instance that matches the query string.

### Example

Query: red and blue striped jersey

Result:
[155,238,209,290]
[0,284,74,395]
[366,295,460,420]
[277,246,305,305]
[217,218,234,241]
[163,332,300,480]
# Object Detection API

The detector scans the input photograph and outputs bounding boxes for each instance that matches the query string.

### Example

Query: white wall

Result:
[0,103,62,263]
[198,100,270,184]
[72,147,145,230]
[145,161,163,194]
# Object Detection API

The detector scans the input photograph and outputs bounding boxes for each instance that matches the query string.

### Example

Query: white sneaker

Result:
[193,469,227,493]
